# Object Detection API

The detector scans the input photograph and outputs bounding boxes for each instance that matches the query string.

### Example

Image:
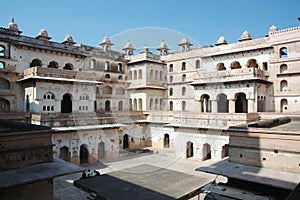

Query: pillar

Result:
[211,100,218,113]
[203,98,207,113]
[248,99,255,113]
[229,99,235,113]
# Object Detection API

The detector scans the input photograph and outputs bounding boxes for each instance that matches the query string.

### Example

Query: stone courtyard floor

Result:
[53,148,219,200]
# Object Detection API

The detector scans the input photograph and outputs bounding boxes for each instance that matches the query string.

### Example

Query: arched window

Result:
[0,78,10,89]
[43,92,55,99]
[247,59,258,68]
[48,61,58,68]
[280,64,288,73]
[0,98,10,112]
[61,93,72,113]
[280,80,288,92]
[105,100,111,111]
[159,71,163,81]
[105,74,110,79]
[217,93,228,113]
[118,101,123,111]
[0,45,5,57]
[155,70,158,80]
[279,47,288,58]
[117,63,123,72]
[182,101,186,111]
[116,87,125,95]
[139,98,143,111]
[169,64,173,72]
[103,86,112,94]
[129,71,132,80]
[90,59,96,69]
[186,141,193,158]
[169,101,173,111]
[30,59,42,68]
[182,62,186,71]
[134,70,137,80]
[182,87,186,96]
[280,99,288,112]
[169,88,173,96]
[182,74,186,82]
[230,61,241,69]
[169,76,173,83]
[150,69,154,79]
[118,75,123,80]
[235,92,248,113]
[0,61,4,69]
[138,69,142,79]
[195,60,200,69]
[63,63,73,70]
[104,61,110,71]
[217,62,226,71]
[200,94,211,112]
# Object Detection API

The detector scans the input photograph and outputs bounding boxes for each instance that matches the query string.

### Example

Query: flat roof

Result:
[18,76,101,84]
[74,164,213,200]
[52,123,125,132]
[0,157,82,189]
[196,158,300,190]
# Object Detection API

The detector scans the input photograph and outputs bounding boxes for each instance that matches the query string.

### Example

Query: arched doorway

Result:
[221,145,229,158]
[0,98,10,113]
[217,93,228,113]
[118,101,123,111]
[61,93,72,113]
[203,143,211,161]
[80,144,89,164]
[235,93,248,113]
[280,99,288,112]
[60,146,70,161]
[123,134,129,149]
[186,141,193,158]
[164,134,170,148]
[105,100,111,112]
[98,142,105,160]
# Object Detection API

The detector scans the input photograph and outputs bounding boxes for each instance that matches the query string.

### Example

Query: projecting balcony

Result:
[22,66,99,83]
[192,68,269,85]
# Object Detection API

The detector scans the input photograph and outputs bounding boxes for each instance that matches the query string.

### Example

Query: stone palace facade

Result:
[0,19,299,165]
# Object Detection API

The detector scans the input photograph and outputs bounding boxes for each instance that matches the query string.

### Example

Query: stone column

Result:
[248,99,255,113]
[203,98,207,113]
[229,99,235,113]
[211,100,218,113]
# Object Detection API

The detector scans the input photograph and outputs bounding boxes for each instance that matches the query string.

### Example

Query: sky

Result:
[0,0,299,52]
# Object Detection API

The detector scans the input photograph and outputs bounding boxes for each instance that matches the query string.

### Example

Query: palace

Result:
[0,19,300,168]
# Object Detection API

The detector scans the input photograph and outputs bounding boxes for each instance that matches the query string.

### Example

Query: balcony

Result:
[192,68,269,85]
[22,67,99,82]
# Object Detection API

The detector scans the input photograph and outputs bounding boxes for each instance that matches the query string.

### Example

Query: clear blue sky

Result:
[1,0,299,51]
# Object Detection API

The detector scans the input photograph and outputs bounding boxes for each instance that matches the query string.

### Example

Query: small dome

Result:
[216,36,227,45]
[7,18,20,34]
[62,35,76,45]
[141,44,150,53]
[157,40,169,50]
[269,25,278,32]
[100,36,113,46]
[179,36,192,45]
[123,40,135,50]
[36,28,51,40]
[239,31,252,41]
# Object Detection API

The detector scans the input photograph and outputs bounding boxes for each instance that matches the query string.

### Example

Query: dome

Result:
[100,36,113,46]
[269,25,278,32]
[216,35,227,45]
[239,31,252,41]
[141,44,150,53]
[123,40,135,50]
[36,28,51,40]
[62,35,76,45]
[157,40,169,50]
[179,36,192,46]
[7,18,21,34]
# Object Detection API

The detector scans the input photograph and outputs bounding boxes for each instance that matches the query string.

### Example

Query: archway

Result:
[235,93,248,113]
[203,143,211,161]
[80,144,89,164]
[61,93,72,113]
[221,145,229,158]
[105,100,111,112]
[217,93,228,113]
[118,101,123,111]
[0,98,10,113]
[60,146,70,161]
[280,99,288,112]
[186,141,193,158]
[164,134,170,148]
[200,94,211,112]
[98,142,105,160]
[123,134,129,149]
